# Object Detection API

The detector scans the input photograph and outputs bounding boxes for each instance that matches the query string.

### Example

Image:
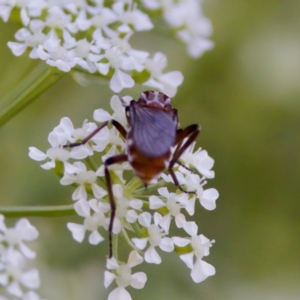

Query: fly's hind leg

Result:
[104,154,128,258]
[168,124,200,194]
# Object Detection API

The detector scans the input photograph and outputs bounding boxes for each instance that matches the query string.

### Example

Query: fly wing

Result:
[130,104,177,158]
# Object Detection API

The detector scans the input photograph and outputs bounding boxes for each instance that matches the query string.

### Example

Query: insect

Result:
[64,91,200,257]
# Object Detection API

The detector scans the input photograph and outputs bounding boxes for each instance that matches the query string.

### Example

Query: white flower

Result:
[0,215,42,298]
[175,1,214,58]
[69,38,99,72]
[92,46,135,92]
[180,143,215,178]
[178,170,218,210]
[45,6,72,31]
[196,185,219,211]
[108,184,143,234]
[132,212,174,264]
[163,169,219,211]
[105,250,147,300]
[93,94,131,127]
[179,171,218,211]
[95,144,131,184]
[5,0,214,96]
[60,161,107,200]
[23,290,44,300]
[149,187,189,232]
[7,20,47,58]
[0,248,40,298]
[67,199,110,244]
[75,7,118,32]
[53,117,110,159]
[173,222,215,283]
[104,31,149,72]
[112,1,153,32]
[0,216,38,259]
[159,0,214,58]
[143,52,183,97]
[0,0,30,25]
[28,145,75,172]
[36,30,76,72]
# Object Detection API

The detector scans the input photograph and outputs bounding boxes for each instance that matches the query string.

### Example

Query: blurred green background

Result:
[1,0,300,299]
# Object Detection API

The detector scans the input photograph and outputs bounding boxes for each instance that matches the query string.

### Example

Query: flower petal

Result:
[93,109,112,122]
[74,199,90,217]
[110,69,134,93]
[138,212,151,228]
[19,243,36,260]
[108,287,132,300]
[144,246,161,264]
[7,42,27,56]
[172,237,190,247]
[89,230,104,245]
[21,269,40,289]
[92,183,107,199]
[132,238,148,250]
[200,188,219,210]
[130,272,147,289]
[183,221,198,237]
[67,223,85,242]
[159,237,174,252]
[191,259,216,283]
[127,250,143,267]
[104,271,116,288]
[15,219,38,241]
[28,147,47,161]
[180,252,194,269]
[149,195,165,209]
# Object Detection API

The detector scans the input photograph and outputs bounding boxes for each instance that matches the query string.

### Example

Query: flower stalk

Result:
[0,63,64,127]
[0,204,75,218]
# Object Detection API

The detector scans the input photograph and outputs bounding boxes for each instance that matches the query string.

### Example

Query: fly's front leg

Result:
[63,120,127,148]
[104,154,128,258]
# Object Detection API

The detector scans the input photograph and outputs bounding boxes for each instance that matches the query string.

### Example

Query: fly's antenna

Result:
[117,93,128,107]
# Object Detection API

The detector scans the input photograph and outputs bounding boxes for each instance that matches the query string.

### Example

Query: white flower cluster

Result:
[2,0,213,96]
[0,215,42,300]
[28,93,219,300]
[142,0,214,58]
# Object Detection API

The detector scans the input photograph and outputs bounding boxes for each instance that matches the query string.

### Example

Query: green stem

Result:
[131,195,149,200]
[124,177,143,197]
[113,233,118,260]
[134,180,168,195]
[0,205,75,218]
[84,156,98,172]
[132,222,141,236]
[121,227,143,255]
[0,63,65,127]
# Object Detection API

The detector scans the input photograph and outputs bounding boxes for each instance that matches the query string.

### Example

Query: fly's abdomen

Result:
[127,144,171,184]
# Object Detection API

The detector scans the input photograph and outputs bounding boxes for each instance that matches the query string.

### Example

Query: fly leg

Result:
[169,124,200,193]
[104,154,128,258]
[63,120,127,148]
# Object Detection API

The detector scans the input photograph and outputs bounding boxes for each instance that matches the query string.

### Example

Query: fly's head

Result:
[138,91,172,111]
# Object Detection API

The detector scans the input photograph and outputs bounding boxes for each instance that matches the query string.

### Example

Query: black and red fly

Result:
[64,90,200,257]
